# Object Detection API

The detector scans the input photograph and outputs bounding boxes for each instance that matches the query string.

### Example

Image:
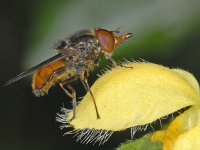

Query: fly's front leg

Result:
[80,71,100,119]
[103,51,132,68]
[103,52,117,67]
[59,81,77,121]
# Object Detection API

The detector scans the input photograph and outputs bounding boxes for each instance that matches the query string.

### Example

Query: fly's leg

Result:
[80,72,100,119]
[104,52,132,68]
[103,52,117,67]
[59,82,77,121]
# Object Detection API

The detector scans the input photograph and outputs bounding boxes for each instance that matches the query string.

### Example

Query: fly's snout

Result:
[124,33,133,40]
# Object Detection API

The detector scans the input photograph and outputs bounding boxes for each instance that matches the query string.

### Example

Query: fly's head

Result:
[95,28,133,54]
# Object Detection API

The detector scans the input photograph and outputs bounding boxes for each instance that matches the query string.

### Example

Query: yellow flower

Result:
[151,68,200,150]
[57,62,200,145]
[151,106,200,150]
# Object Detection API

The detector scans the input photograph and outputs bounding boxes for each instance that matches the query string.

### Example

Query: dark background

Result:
[0,0,199,150]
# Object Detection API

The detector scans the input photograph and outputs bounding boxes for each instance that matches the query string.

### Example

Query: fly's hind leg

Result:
[80,71,100,119]
[59,81,77,121]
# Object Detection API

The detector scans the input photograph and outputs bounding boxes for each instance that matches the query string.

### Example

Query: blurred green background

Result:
[0,0,199,150]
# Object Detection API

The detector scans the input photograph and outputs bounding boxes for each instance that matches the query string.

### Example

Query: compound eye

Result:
[95,29,114,53]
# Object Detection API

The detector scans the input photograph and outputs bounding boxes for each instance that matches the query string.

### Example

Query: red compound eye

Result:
[95,28,133,53]
[95,29,115,53]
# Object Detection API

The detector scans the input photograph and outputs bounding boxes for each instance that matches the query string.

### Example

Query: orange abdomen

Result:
[32,60,66,96]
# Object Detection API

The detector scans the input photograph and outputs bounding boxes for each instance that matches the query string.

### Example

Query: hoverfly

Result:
[2,28,133,120]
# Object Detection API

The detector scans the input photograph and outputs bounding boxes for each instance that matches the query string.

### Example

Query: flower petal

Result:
[61,62,200,132]
[172,69,200,96]
[174,120,200,150]
[159,106,200,150]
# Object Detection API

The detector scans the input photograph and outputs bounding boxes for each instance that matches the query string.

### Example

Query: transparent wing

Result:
[2,53,66,87]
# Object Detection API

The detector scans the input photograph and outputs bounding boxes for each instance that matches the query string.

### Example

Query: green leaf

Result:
[117,134,162,150]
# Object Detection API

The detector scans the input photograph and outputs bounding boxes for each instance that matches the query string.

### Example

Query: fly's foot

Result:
[96,113,100,119]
